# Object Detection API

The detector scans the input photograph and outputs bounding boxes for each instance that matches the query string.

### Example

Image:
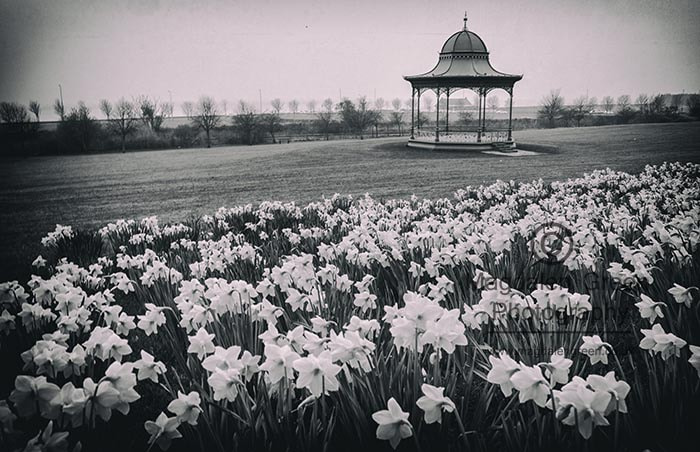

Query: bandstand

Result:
[404,14,523,150]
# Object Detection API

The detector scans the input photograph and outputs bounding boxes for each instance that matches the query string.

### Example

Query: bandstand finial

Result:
[463,11,468,30]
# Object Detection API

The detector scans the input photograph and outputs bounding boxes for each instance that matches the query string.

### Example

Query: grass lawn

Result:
[1,121,699,281]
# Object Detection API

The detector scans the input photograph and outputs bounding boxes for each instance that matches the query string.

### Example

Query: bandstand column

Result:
[477,88,482,142]
[482,90,487,136]
[508,87,514,141]
[435,87,440,142]
[445,89,450,133]
[410,87,415,139]
[417,89,421,134]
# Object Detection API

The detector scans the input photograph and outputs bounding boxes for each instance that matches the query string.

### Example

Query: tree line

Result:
[538,91,700,128]
[0,95,411,154]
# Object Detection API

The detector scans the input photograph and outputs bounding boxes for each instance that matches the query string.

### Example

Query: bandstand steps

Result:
[491,142,515,153]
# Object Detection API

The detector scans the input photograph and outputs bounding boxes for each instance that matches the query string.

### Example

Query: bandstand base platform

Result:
[407,139,516,151]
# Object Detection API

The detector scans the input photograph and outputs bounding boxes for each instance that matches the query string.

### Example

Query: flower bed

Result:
[1,162,698,451]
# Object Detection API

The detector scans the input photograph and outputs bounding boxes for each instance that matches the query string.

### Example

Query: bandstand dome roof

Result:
[404,16,522,88]
[440,30,488,54]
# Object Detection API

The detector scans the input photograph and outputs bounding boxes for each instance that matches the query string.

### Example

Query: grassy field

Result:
[1,121,699,281]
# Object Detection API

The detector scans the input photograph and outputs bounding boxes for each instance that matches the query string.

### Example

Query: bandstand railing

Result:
[412,128,511,143]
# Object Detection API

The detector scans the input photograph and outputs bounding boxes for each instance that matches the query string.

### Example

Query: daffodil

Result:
[667,283,695,308]
[416,384,455,424]
[145,412,182,450]
[486,351,521,396]
[292,351,341,397]
[634,294,665,323]
[511,364,551,407]
[187,327,216,360]
[167,391,202,425]
[372,398,413,449]
[579,335,610,365]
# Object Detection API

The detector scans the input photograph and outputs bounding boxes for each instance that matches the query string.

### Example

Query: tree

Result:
[0,102,36,147]
[0,102,30,124]
[99,99,113,119]
[616,95,635,123]
[288,99,299,114]
[392,98,402,111]
[458,110,474,127]
[423,96,433,112]
[316,98,334,140]
[136,96,167,132]
[261,112,282,143]
[190,96,221,148]
[602,96,614,113]
[487,95,499,111]
[375,97,385,111]
[389,111,403,134]
[306,99,316,113]
[649,94,665,115]
[53,98,65,121]
[635,94,649,115]
[28,101,41,121]
[270,98,284,114]
[538,90,565,127]
[233,101,259,145]
[182,101,194,118]
[59,102,97,152]
[102,98,138,151]
[337,97,378,138]
[686,94,700,118]
[570,96,591,127]
[588,97,598,111]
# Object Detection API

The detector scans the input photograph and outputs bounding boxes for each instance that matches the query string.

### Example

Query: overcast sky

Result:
[1,0,699,118]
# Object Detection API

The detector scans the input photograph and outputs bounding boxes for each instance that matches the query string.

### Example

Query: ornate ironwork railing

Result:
[412,128,511,143]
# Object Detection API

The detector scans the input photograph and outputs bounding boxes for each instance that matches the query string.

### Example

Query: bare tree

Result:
[0,102,30,123]
[616,95,631,112]
[636,94,649,114]
[374,97,385,111]
[588,97,597,110]
[221,100,228,117]
[616,95,635,122]
[423,96,433,112]
[190,96,221,148]
[102,98,138,151]
[306,99,317,113]
[649,94,665,114]
[233,101,259,145]
[487,95,500,111]
[136,95,167,132]
[686,94,700,118]
[261,110,282,143]
[182,101,194,118]
[28,101,41,121]
[602,96,614,113]
[316,98,335,140]
[538,90,565,127]
[288,99,299,114]
[270,98,284,114]
[59,102,97,152]
[53,98,65,121]
[390,111,403,134]
[404,99,412,110]
[1,102,36,148]
[99,99,113,119]
[570,96,590,127]
[392,98,402,111]
[337,97,379,138]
